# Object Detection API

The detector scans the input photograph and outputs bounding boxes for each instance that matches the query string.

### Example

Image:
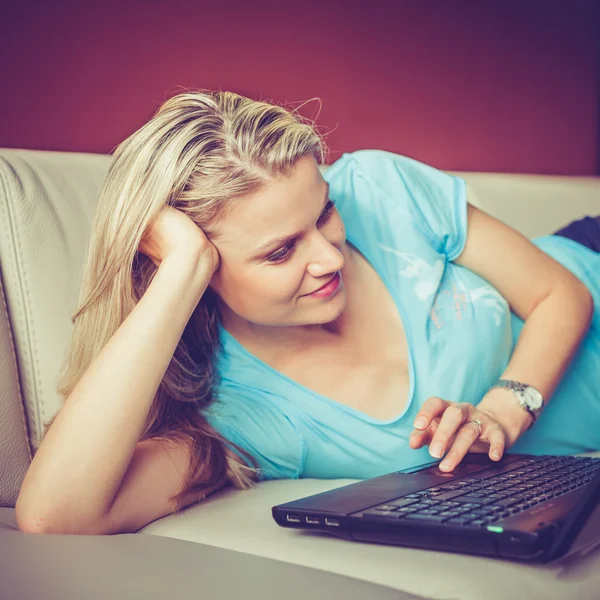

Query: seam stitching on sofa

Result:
[12,160,46,446]
[0,157,34,460]
[0,156,44,443]
[0,269,32,461]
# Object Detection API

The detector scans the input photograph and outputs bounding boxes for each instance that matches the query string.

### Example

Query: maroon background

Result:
[1,0,599,174]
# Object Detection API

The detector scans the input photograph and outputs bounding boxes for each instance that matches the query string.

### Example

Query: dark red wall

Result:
[1,0,598,175]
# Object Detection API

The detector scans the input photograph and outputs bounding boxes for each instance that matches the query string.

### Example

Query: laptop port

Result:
[325,518,340,527]
[306,516,320,525]
[286,514,301,523]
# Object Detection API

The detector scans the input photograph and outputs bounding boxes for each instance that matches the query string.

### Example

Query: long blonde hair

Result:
[48,89,327,512]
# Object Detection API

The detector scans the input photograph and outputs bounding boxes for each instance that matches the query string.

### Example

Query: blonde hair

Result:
[48,89,328,512]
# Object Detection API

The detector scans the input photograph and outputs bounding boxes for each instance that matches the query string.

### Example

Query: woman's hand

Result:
[138,206,220,274]
[409,396,510,472]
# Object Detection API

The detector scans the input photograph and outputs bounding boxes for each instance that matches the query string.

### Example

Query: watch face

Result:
[524,386,543,410]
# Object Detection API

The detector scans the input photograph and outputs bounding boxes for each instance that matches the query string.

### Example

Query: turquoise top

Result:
[204,149,600,481]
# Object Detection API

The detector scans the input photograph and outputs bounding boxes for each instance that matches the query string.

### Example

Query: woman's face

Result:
[208,155,347,328]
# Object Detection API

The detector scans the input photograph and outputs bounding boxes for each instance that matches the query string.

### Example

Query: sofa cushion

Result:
[141,455,600,600]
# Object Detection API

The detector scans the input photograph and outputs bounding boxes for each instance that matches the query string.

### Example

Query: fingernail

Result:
[414,417,427,429]
[439,461,453,471]
[491,450,501,460]
[430,443,443,458]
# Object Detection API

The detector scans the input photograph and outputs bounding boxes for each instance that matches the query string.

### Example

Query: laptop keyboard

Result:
[362,455,600,528]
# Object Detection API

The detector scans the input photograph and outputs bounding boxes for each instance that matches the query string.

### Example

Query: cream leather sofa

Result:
[1,148,600,600]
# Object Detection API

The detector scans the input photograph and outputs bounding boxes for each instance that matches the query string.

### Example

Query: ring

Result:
[466,418,483,436]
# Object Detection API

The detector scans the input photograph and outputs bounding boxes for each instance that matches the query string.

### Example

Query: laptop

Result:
[272,453,600,563]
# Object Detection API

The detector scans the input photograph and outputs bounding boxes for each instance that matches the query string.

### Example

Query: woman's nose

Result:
[306,233,345,278]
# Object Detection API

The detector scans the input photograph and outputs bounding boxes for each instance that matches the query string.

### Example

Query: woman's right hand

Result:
[138,206,220,274]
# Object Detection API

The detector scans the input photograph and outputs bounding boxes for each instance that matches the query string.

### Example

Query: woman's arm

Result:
[16,203,220,534]
[410,187,593,471]
[455,196,593,443]
[16,252,214,534]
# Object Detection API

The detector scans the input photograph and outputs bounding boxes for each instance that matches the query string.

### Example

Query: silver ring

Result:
[466,418,483,436]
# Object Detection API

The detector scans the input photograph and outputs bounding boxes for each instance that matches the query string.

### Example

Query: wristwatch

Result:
[488,379,545,427]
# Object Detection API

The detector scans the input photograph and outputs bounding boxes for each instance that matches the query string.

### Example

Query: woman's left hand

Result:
[409,396,510,472]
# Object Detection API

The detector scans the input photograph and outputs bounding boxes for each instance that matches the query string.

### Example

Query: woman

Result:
[16,90,600,535]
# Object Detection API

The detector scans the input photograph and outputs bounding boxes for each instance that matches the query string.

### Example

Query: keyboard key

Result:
[454,496,486,504]
[486,493,504,500]
[492,493,513,500]
[402,513,447,523]
[430,490,471,501]
[388,498,419,508]
[445,517,472,525]
[471,509,493,517]
[494,497,523,508]
[364,510,402,520]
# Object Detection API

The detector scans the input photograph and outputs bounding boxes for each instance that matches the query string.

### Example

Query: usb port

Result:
[286,514,301,523]
[324,518,340,527]
[305,516,320,525]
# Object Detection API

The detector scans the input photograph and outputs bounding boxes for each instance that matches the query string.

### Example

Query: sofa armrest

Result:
[0,507,419,600]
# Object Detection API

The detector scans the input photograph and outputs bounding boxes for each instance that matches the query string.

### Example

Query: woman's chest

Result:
[295,355,411,421]
[278,298,412,421]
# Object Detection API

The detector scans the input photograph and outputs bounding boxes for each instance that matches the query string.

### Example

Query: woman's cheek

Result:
[266,264,304,302]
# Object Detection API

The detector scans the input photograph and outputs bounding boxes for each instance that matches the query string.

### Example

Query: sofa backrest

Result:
[0,147,598,507]
[0,149,111,506]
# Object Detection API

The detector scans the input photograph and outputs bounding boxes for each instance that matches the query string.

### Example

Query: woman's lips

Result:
[307,271,342,298]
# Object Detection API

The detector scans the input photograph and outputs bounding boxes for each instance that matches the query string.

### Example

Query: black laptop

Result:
[272,453,600,563]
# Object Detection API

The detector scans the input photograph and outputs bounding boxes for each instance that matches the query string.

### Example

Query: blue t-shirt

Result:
[204,149,600,481]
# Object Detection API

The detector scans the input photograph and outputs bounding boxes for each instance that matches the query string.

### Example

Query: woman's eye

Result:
[265,199,335,265]
[317,198,336,226]
[267,242,296,263]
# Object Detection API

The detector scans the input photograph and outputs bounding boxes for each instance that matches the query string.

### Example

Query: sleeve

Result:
[327,149,469,261]
[206,383,306,481]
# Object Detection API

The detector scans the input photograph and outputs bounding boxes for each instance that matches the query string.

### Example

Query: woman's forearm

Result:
[477,283,594,445]
[16,251,213,533]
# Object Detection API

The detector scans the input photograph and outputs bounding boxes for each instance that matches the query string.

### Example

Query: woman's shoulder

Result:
[323,150,413,224]
[326,149,467,261]
[324,149,444,187]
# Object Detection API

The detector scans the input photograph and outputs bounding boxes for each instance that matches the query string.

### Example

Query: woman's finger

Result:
[412,397,448,431]
[428,404,469,459]
[409,418,440,449]
[485,425,506,461]
[438,420,482,471]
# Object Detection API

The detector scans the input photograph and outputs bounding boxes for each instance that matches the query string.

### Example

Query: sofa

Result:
[1,147,599,600]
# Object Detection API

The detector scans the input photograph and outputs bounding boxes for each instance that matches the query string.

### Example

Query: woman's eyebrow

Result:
[252,182,331,257]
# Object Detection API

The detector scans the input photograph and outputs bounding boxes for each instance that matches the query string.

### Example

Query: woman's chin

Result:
[308,290,347,325]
